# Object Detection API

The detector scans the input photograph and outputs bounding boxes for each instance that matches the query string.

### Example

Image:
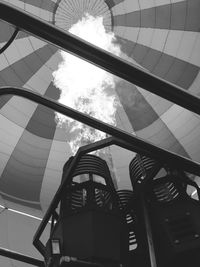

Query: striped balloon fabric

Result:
[0,1,200,266]
[0,0,200,215]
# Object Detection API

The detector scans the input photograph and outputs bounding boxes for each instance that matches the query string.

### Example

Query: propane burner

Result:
[44,154,129,267]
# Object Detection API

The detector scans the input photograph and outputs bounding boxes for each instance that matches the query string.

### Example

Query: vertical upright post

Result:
[141,195,157,267]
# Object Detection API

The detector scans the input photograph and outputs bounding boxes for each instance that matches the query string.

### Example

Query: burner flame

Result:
[53,14,122,154]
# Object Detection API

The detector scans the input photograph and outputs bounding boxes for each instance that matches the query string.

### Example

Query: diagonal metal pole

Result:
[1,87,200,176]
[1,3,200,262]
[0,247,44,267]
[0,1,200,116]
[1,86,200,257]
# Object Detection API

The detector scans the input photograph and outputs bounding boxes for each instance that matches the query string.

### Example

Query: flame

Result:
[53,14,122,154]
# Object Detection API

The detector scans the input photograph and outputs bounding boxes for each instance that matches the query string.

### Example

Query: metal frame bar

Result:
[33,136,200,256]
[0,247,44,267]
[1,87,200,175]
[1,1,200,263]
[0,27,19,54]
[34,138,115,255]
[1,87,200,255]
[0,1,200,116]
[141,196,157,267]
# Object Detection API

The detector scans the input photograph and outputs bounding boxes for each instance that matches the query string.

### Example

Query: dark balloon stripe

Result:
[32,44,58,68]
[113,0,200,32]
[0,44,57,109]
[0,21,28,44]
[104,0,118,9]
[116,37,199,90]
[16,31,29,39]
[137,122,190,158]
[115,80,190,158]
[0,74,12,108]
[171,1,187,30]
[26,82,60,139]
[141,49,162,71]
[115,36,191,158]
[186,0,200,31]
[131,44,149,65]
[0,130,52,208]
[169,141,190,158]
[0,44,57,86]
[15,0,56,13]
[152,56,199,89]
[116,80,159,131]
[176,63,199,88]
[141,6,156,28]
[164,60,193,85]
[0,42,59,208]
[0,21,16,44]
[0,95,12,109]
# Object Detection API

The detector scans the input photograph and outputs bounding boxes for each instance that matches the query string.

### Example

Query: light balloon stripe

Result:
[112,0,200,32]
[0,0,199,215]
[4,0,56,14]
[189,70,200,95]
[0,96,37,129]
[0,37,47,72]
[111,0,186,16]
[0,44,57,111]
[115,27,200,67]
[115,35,199,90]
[0,115,24,177]
[40,138,72,212]
[0,21,27,45]
[136,118,189,157]
[160,106,200,161]
[25,83,59,139]
[0,130,51,209]
[1,2,200,266]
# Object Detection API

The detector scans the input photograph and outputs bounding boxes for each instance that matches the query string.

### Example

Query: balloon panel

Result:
[0,206,45,266]
[0,0,200,215]
[0,2,200,267]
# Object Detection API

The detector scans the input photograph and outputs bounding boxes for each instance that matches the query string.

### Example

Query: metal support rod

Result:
[0,27,19,54]
[1,86,200,255]
[1,1,200,262]
[1,87,200,175]
[0,247,44,267]
[1,1,200,116]
[60,256,104,267]
[34,138,200,255]
[141,196,157,267]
